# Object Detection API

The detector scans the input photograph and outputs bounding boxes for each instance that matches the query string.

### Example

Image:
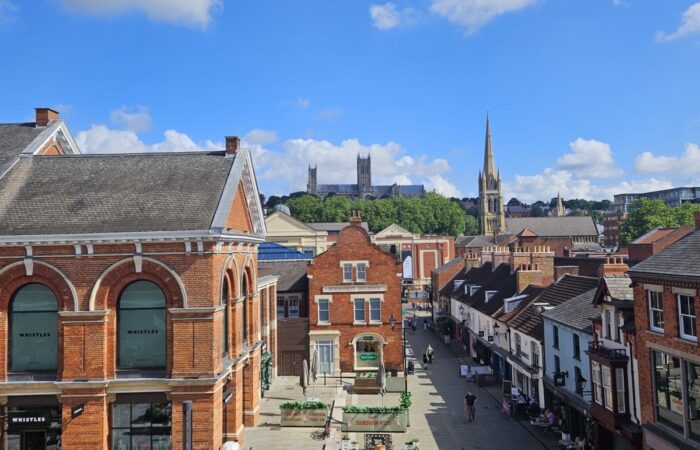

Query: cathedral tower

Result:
[478,115,506,236]
[307,165,317,196]
[357,154,372,198]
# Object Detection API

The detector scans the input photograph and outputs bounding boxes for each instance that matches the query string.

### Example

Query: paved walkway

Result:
[244,310,561,450]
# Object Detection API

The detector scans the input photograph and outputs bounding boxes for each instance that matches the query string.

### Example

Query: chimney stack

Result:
[350,210,362,226]
[35,108,59,127]
[225,136,241,155]
[695,211,700,230]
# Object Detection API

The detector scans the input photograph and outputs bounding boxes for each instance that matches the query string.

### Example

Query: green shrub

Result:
[342,405,404,414]
[279,401,327,410]
[399,392,412,409]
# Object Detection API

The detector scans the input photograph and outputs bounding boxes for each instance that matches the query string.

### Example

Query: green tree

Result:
[358,199,397,232]
[675,202,700,227]
[320,195,353,222]
[619,198,678,245]
[464,214,479,235]
[531,205,545,217]
[507,197,522,207]
[285,195,322,223]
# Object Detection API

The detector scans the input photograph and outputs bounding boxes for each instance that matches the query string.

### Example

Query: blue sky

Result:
[1,0,700,202]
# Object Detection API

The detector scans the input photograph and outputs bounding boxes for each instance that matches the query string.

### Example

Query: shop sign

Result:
[71,404,84,419]
[359,353,378,361]
[7,412,51,430]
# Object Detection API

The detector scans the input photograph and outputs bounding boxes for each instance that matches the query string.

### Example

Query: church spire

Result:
[484,113,496,177]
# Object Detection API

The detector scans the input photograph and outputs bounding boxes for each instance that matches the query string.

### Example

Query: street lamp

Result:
[389,313,408,395]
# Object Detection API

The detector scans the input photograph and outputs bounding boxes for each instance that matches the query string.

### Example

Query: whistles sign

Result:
[8,412,51,430]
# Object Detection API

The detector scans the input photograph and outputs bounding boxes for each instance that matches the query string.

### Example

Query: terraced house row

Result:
[0,108,276,449]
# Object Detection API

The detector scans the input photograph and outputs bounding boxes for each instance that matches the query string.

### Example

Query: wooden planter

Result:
[341,410,408,432]
[280,407,328,427]
[354,373,380,394]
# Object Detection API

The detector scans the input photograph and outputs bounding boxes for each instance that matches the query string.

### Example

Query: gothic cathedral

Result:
[478,115,506,235]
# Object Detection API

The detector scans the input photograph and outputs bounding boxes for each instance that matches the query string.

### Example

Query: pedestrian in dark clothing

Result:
[465,392,477,422]
[423,319,428,331]
[422,352,428,365]
[428,352,433,364]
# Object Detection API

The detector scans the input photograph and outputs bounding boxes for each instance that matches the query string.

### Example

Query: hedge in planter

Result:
[280,401,328,427]
[341,405,408,432]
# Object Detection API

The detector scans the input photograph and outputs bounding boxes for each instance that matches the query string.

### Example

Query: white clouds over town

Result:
[555,138,622,178]
[369,2,419,30]
[58,0,222,28]
[430,0,538,34]
[656,2,700,42]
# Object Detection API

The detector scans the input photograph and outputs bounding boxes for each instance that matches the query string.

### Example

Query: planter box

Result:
[280,408,328,427]
[354,373,381,394]
[386,376,405,393]
[342,410,408,432]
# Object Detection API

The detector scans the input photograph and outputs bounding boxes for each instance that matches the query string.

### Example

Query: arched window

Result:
[222,278,229,357]
[118,281,166,369]
[9,284,58,372]
[242,276,248,346]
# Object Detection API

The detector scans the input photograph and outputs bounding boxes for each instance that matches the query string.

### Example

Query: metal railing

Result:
[587,341,628,360]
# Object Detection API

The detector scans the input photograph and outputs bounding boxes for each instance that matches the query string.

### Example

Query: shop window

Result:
[118,281,166,370]
[5,404,61,449]
[354,298,366,323]
[357,263,367,282]
[111,402,171,449]
[9,284,58,372]
[318,299,330,324]
[356,335,381,369]
[653,350,684,434]
[592,361,602,405]
[648,290,664,333]
[369,298,381,322]
[573,334,580,360]
[552,325,559,349]
[678,294,697,341]
[685,361,700,441]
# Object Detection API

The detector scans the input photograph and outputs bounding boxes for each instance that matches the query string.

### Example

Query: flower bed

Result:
[279,401,329,427]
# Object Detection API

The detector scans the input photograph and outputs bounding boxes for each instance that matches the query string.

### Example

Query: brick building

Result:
[0,110,274,449]
[307,213,403,376]
[627,212,700,449]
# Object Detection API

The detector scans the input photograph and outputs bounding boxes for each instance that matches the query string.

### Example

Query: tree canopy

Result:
[283,192,468,236]
[619,198,700,245]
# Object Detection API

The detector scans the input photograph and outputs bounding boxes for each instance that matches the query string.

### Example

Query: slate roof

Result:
[0,123,44,175]
[451,263,517,316]
[258,242,312,261]
[0,152,235,235]
[603,275,634,301]
[258,260,309,292]
[307,222,369,232]
[632,226,692,245]
[506,274,599,340]
[505,217,599,237]
[541,289,598,333]
[628,229,700,282]
[433,256,464,273]
[439,267,467,297]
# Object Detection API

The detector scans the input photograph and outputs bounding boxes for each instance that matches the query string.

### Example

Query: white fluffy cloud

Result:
[295,97,311,109]
[656,2,700,43]
[503,168,673,203]
[430,0,537,34]
[251,138,461,197]
[369,2,419,30]
[76,125,220,153]
[555,138,622,178]
[243,128,278,146]
[634,143,700,175]
[59,0,222,28]
[110,105,152,133]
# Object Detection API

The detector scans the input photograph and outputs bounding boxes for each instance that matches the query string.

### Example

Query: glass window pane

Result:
[686,361,700,441]
[12,284,58,311]
[616,368,626,413]
[120,281,166,309]
[119,307,166,369]
[11,308,57,371]
[653,351,684,433]
[112,404,131,428]
[354,299,365,321]
[112,429,132,450]
[370,298,381,321]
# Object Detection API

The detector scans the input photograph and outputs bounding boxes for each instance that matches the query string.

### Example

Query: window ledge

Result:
[317,322,332,326]
[648,328,665,335]
[353,321,367,326]
[368,321,383,325]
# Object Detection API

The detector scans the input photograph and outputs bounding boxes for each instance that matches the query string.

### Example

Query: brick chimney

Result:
[350,210,362,226]
[464,251,481,270]
[597,256,628,277]
[695,211,700,229]
[225,136,241,155]
[492,246,510,271]
[35,108,59,127]
[516,264,544,292]
[554,265,579,279]
[531,245,555,285]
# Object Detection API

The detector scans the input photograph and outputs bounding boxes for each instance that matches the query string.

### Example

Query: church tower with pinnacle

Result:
[478,114,506,236]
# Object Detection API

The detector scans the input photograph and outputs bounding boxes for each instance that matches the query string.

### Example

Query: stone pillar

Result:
[170,308,218,378]
[224,363,245,444]
[60,388,108,450]
[243,347,261,426]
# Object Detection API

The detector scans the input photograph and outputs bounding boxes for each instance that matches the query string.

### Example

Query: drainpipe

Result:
[625,332,639,425]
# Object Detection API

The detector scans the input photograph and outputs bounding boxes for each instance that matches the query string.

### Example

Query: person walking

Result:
[423,319,428,331]
[426,345,434,364]
[465,391,477,422]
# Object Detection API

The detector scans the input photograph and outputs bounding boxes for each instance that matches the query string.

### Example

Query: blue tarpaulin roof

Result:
[258,242,313,261]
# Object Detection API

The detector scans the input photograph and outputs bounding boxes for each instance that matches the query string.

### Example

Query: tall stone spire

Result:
[555,193,565,217]
[483,113,496,177]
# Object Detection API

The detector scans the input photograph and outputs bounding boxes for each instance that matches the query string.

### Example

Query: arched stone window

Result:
[117,281,166,369]
[9,284,58,372]
[222,278,229,357]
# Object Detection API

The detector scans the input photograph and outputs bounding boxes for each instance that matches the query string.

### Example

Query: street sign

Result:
[71,404,84,419]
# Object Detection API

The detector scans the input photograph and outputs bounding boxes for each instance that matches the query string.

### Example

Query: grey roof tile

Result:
[0,152,234,235]
[258,260,309,292]
[628,230,700,282]
[541,289,598,332]
[0,123,44,174]
[505,217,599,237]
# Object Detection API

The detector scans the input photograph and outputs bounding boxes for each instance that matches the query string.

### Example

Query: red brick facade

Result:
[308,217,403,375]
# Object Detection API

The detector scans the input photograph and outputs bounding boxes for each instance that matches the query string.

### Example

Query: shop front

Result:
[544,376,593,444]
[353,333,383,371]
[110,393,172,450]
[2,396,62,450]
[492,348,512,382]
[469,330,492,367]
